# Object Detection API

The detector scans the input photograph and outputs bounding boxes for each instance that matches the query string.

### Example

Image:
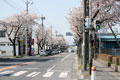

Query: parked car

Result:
[40,50,47,56]
[58,50,61,53]
[65,50,69,53]
[46,50,52,55]
[51,49,58,55]
[71,50,74,53]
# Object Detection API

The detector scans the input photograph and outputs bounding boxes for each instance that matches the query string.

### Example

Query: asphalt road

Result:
[0,52,79,80]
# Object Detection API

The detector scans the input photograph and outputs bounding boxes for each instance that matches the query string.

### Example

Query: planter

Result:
[118,66,120,72]
[111,64,118,72]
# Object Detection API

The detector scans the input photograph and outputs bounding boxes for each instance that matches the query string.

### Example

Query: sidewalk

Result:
[75,54,120,80]
[93,59,120,80]
[86,59,120,80]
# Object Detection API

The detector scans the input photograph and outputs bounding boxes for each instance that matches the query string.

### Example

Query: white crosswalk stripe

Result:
[26,72,41,77]
[11,71,27,76]
[42,72,54,77]
[31,72,41,77]
[0,71,14,75]
[59,72,68,78]
[26,72,37,77]
[0,70,70,78]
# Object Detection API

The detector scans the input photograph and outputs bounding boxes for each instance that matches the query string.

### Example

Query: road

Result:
[0,52,79,80]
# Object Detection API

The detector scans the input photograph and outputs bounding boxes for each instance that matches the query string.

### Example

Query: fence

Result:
[97,49,120,56]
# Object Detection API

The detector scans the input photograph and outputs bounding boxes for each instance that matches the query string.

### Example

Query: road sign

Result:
[66,32,73,36]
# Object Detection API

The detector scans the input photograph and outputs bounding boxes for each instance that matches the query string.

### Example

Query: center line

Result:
[47,65,56,72]
[61,54,71,62]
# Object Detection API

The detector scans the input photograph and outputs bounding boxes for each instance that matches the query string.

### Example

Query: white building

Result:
[0,30,18,56]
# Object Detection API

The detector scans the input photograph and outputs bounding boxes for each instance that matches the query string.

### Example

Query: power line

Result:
[29,1,42,15]
[3,0,23,10]
[11,0,24,10]
[33,3,42,14]
[30,5,41,14]
[27,0,54,31]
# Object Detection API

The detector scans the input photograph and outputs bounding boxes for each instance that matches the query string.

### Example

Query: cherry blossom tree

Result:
[67,7,83,45]
[52,36,69,49]
[67,0,120,47]
[35,25,51,54]
[0,11,39,56]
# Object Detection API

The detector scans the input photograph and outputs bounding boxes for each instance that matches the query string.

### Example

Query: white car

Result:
[40,50,47,56]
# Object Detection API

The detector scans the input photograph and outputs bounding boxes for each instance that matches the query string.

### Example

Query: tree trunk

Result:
[13,42,16,56]
[28,36,32,56]
[29,37,32,56]
[108,24,120,48]
[18,39,21,56]
[40,43,43,50]
[38,44,40,55]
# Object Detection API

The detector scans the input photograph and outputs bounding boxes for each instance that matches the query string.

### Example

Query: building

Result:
[0,30,18,56]
[96,33,120,56]
[97,33,120,49]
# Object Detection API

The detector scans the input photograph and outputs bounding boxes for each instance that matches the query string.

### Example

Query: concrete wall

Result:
[0,43,18,56]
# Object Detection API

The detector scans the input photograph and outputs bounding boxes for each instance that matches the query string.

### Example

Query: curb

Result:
[0,55,40,59]
[74,55,90,80]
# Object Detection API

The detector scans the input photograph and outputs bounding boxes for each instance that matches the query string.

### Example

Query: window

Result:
[0,30,6,37]
[0,44,6,46]
[8,43,17,46]
[8,43,13,46]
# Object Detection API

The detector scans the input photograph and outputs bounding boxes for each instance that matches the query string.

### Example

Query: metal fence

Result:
[96,49,120,56]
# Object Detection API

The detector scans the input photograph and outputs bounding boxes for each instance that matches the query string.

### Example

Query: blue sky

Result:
[0,0,81,45]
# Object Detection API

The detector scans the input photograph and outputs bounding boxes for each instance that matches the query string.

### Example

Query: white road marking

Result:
[26,68,39,70]
[61,54,71,62]
[42,72,54,77]
[59,72,68,78]
[31,72,41,77]
[47,65,56,72]
[0,71,14,75]
[13,67,39,70]
[26,72,37,77]
[11,71,27,76]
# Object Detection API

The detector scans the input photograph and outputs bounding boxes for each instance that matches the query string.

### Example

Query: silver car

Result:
[40,50,47,56]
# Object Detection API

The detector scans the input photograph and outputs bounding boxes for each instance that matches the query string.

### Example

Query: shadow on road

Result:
[0,56,57,67]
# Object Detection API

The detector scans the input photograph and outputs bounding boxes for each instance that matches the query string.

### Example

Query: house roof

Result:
[96,33,120,41]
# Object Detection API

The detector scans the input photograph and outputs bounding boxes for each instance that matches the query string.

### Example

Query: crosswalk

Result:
[0,70,68,78]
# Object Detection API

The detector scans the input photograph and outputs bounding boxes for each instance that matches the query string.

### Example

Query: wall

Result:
[0,43,18,56]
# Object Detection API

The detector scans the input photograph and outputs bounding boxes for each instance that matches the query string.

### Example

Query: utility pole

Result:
[25,0,33,55]
[83,0,86,71]
[55,30,58,36]
[41,16,45,27]
[41,16,45,50]
[82,0,89,71]
[25,0,33,14]
[89,0,93,75]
